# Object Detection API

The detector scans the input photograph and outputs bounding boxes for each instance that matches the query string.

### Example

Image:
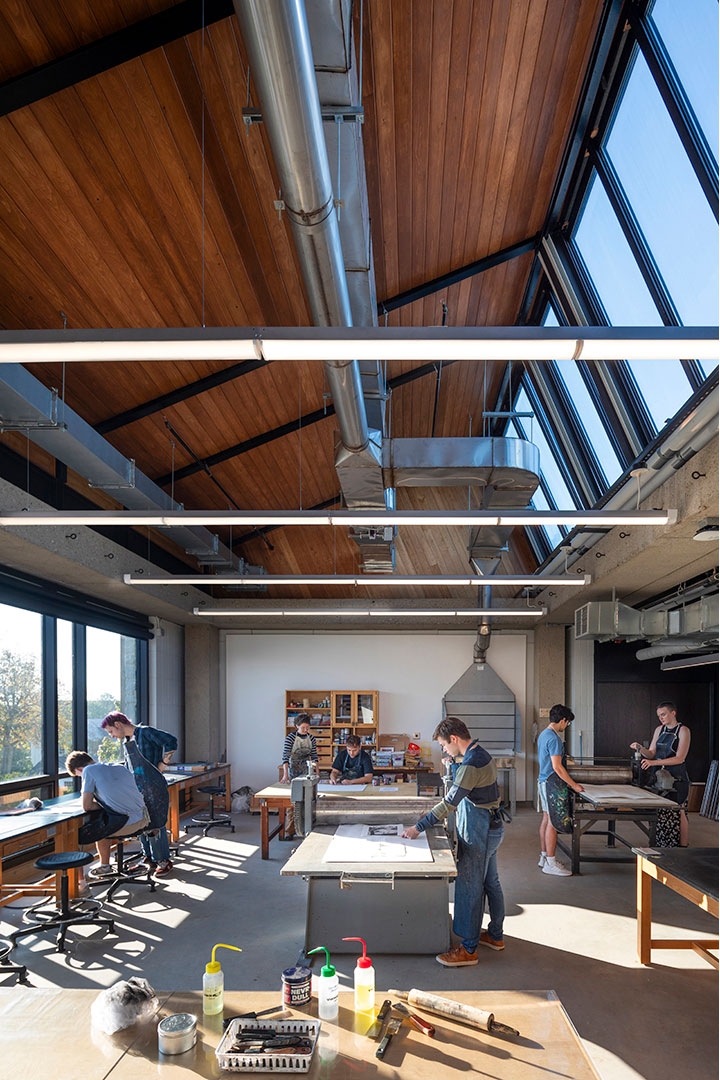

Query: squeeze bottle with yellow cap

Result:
[307,946,338,1020]
[203,943,242,1014]
[342,936,375,1013]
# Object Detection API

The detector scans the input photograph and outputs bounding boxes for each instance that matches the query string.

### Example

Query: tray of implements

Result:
[216,1018,321,1073]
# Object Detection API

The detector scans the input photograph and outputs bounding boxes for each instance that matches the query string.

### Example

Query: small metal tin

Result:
[157,1012,197,1055]
[281,964,312,1006]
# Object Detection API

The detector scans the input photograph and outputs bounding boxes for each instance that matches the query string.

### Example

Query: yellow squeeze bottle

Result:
[203,942,242,1014]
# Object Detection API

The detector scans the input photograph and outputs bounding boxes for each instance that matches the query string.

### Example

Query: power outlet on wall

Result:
[413,732,421,738]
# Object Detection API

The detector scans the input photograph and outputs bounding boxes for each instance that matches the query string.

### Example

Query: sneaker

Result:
[542,859,572,877]
[538,853,547,868]
[436,944,478,967]
[154,860,173,877]
[479,930,504,951]
[89,864,114,879]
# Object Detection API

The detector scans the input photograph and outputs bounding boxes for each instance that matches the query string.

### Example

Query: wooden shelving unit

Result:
[285,690,379,771]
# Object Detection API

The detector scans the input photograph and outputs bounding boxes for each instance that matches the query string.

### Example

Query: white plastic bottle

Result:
[203,942,242,1014]
[308,945,339,1021]
[342,936,375,1014]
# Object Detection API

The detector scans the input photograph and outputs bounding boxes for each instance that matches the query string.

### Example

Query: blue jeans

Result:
[141,825,170,864]
[452,802,505,951]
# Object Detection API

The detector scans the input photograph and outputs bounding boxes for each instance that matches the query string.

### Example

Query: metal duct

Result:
[0,364,256,573]
[636,638,719,661]
[575,594,719,657]
[443,664,518,755]
[234,0,375,457]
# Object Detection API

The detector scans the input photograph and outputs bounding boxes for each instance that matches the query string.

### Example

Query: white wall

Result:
[225,632,528,795]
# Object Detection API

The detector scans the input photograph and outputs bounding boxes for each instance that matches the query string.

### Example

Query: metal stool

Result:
[11,851,114,954]
[0,938,27,983]
[186,785,234,836]
[86,829,158,902]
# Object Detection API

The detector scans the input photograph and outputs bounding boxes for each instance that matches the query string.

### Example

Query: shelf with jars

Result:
[285,691,379,770]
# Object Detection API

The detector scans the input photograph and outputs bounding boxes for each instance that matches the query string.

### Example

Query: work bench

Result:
[0,793,86,906]
[556,784,680,875]
[635,846,718,967]
[0,986,601,1078]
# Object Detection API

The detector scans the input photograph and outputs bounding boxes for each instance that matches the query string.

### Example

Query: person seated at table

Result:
[65,751,150,881]
[630,700,691,846]
[101,711,177,877]
[330,734,374,786]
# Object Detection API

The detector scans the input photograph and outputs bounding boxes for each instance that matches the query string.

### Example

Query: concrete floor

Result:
[1,806,717,1080]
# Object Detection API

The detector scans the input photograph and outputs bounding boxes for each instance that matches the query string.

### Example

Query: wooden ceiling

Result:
[0,0,605,620]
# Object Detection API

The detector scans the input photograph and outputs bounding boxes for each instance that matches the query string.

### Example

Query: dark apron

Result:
[339,751,365,782]
[653,722,690,805]
[289,734,315,780]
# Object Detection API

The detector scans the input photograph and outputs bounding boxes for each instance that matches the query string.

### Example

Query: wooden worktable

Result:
[164,765,232,843]
[0,987,601,1079]
[635,846,719,967]
[0,793,86,906]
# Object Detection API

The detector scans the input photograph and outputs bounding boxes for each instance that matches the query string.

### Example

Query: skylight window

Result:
[605,53,719,326]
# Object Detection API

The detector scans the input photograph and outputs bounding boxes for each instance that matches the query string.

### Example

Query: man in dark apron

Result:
[329,734,374,785]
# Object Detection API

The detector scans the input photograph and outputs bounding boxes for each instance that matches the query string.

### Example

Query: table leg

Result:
[510,769,517,819]
[608,819,616,848]
[637,859,652,964]
[167,786,180,844]
[572,820,581,875]
[260,803,270,860]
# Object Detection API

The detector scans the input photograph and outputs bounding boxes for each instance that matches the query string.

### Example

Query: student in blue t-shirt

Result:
[537,704,584,877]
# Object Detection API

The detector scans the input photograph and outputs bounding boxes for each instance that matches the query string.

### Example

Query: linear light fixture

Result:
[660,653,719,671]
[0,509,677,527]
[124,573,591,587]
[192,607,546,618]
[0,327,716,363]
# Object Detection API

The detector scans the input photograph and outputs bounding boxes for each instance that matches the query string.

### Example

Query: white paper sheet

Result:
[322,823,433,863]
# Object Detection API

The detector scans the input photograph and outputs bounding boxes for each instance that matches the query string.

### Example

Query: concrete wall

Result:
[224,631,530,798]
[149,618,184,756]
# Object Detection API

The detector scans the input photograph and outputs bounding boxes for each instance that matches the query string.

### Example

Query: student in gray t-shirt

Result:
[66,751,149,878]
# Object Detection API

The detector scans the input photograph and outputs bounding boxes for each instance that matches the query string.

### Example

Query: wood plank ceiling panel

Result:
[363,0,603,324]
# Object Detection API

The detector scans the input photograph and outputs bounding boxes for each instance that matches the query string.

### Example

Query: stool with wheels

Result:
[186,785,234,836]
[10,851,114,954]
[0,938,27,983]
[86,828,158,901]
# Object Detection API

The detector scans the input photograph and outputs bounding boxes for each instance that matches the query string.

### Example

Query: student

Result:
[330,734,374,785]
[537,704,584,876]
[101,711,177,876]
[631,700,691,846]
[402,717,506,967]
[281,714,318,782]
[66,751,149,880]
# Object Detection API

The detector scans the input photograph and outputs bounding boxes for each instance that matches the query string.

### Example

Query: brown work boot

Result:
[435,944,478,967]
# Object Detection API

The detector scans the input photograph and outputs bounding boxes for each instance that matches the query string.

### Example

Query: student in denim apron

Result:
[631,700,691,846]
[402,716,507,967]
[329,734,374,785]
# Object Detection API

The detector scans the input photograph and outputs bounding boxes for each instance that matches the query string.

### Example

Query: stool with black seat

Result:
[10,851,114,954]
[0,938,27,982]
[186,785,234,836]
[87,827,158,902]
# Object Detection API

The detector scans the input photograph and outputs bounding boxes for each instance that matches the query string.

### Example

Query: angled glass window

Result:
[625,359,694,430]
[606,53,719,326]
[574,174,663,325]
[650,0,719,161]
[553,361,623,483]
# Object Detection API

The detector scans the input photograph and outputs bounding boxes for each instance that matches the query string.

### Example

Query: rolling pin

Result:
[389,989,519,1037]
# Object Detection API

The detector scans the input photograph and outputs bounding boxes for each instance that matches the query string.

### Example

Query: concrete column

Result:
[184,624,222,762]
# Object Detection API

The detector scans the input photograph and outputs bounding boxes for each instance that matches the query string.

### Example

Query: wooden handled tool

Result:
[391,1002,435,1036]
[389,989,519,1038]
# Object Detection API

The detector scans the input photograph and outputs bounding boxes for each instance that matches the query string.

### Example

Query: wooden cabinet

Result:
[285,691,379,771]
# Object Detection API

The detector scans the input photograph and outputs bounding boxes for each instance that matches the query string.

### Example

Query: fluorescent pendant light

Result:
[0,326,716,363]
[123,572,591,586]
[192,607,545,618]
[0,509,676,527]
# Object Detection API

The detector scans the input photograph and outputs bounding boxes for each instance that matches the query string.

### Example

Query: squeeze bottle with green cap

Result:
[203,943,242,1014]
[342,936,375,1013]
[308,945,338,1020]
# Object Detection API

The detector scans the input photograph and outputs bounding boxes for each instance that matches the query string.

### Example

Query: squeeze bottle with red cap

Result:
[342,936,375,1014]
